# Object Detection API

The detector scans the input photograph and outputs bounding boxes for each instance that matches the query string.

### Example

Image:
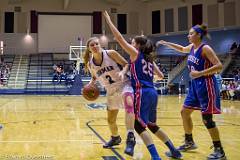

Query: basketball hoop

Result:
[69,37,87,74]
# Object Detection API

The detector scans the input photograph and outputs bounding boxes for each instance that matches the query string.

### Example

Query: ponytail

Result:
[83,48,91,72]
[200,24,211,40]
[143,39,155,62]
[134,36,155,62]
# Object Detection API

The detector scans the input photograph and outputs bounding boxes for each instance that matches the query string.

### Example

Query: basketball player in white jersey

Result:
[83,37,136,156]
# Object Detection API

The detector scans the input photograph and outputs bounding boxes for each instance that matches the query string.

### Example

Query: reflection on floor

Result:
[0,95,239,160]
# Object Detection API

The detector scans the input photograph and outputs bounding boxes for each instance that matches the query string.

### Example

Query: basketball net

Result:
[76,58,81,74]
[0,41,3,55]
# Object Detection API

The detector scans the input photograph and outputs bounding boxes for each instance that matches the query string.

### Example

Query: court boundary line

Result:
[86,120,125,160]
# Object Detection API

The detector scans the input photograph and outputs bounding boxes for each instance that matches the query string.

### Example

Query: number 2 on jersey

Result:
[105,75,115,84]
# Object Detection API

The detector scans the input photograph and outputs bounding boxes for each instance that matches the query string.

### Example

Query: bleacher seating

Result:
[0,55,15,87]
[222,54,240,78]
[26,53,69,94]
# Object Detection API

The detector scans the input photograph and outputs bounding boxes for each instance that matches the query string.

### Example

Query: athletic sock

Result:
[165,140,176,152]
[185,133,193,142]
[147,144,160,159]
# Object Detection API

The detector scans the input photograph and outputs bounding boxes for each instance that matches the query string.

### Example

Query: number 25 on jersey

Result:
[142,59,153,77]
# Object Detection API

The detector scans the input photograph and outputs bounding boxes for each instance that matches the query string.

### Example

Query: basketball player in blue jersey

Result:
[104,11,182,160]
[83,37,136,156]
[158,24,226,160]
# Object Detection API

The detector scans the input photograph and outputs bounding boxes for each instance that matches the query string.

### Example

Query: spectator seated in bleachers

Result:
[220,80,238,100]
[0,62,10,86]
[52,65,66,84]
[65,62,75,73]
[63,62,78,86]
[65,71,76,86]
[227,80,237,100]
[234,71,240,82]
[234,82,240,100]
[221,80,228,100]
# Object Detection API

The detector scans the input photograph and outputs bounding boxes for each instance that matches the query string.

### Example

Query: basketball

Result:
[82,84,100,101]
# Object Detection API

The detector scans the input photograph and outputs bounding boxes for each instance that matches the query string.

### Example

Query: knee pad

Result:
[147,124,160,134]
[134,120,146,135]
[202,114,216,129]
[123,92,134,114]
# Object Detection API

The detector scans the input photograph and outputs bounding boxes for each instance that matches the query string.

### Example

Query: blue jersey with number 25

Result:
[130,52,154,88]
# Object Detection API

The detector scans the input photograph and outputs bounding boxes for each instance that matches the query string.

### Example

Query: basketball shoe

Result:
[103,135,121,148]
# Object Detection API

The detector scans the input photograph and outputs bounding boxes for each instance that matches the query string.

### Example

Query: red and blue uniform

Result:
[184,44,221,114]
[130,52,158,127]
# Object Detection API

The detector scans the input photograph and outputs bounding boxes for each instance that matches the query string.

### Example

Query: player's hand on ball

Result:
[82,84,100,101]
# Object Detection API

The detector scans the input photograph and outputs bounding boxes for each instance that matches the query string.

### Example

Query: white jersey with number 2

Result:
[89,50,133,110]
[89,50,129,93]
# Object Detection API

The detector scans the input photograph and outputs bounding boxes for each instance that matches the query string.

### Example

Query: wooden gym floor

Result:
[0,95,239,160]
